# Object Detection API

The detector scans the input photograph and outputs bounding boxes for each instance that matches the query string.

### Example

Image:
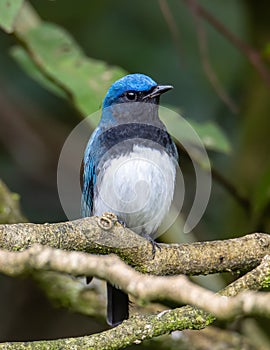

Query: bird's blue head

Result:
[99,74,173,128]
[102,73,172,109]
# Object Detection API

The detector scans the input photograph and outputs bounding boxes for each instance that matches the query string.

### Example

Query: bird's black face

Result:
[118,88,158,105]
[116,85,173,105]
[101,79,173,126]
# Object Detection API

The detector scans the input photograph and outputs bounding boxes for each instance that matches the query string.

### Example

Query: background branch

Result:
[183,0,270,88]
[158,0,184,63]
[186,0,239,113]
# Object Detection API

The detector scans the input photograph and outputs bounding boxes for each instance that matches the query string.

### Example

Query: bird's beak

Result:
[142,85,173,100]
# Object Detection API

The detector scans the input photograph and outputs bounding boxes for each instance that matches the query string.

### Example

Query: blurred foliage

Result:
[1,0,270,347]
[253,166,270,220]
[12,19,126,115]
[7,3,231,158]
[0,179,26,223]
[0,0,23,33]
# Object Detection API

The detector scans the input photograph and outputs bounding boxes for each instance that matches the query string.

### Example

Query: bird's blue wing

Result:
[81,129,99,217]
[81,158,96,217]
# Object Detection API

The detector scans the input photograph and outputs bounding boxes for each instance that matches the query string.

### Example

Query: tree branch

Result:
[0,307,211,350]
[0,214,269,348]
[0,244,270,320]
[0,245,269,349]
[0,214,269,276]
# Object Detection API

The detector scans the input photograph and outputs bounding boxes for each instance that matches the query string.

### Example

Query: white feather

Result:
[93,145,176,235]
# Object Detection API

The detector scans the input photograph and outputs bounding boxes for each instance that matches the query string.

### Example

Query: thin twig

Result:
[178,144,251,213]
[186,0,239,113]
[211,166,251,213]
[183,0,270,88]
[158,0,184,62]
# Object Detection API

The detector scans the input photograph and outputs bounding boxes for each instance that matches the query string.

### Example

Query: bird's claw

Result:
[143,233,161,258]
[117,218,126,227]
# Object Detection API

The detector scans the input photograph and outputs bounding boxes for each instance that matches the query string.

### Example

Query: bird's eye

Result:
[125,91,137,101]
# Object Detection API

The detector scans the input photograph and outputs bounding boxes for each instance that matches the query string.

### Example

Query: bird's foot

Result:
[117,218,126,228]
[143,233,161,258]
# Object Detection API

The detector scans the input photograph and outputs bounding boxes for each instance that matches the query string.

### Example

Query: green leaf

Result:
[13,21,126,115]
[0,0,24,33]
[159,107,231,154]
[10,46,65,98]
[188,120,231,154]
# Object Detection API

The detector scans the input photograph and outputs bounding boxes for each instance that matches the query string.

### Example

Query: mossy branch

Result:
[0,244,270,320]
[0,213,270,348]
[0,244,269,349]
[0,214,269,276]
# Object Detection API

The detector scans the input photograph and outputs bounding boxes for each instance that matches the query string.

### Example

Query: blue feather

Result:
[103,73,157,108]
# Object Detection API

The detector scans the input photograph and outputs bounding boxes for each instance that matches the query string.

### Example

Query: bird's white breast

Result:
[93,145,176,236]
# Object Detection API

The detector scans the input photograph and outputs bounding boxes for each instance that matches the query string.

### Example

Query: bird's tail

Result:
[106,282,129,326]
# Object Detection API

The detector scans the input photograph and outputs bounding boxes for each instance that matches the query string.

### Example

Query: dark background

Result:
[0,0,270,347]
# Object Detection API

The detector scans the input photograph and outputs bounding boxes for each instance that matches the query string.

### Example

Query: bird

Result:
[81,73,178,326]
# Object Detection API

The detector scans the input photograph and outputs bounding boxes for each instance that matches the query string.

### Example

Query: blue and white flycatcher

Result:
[81,73,178,326]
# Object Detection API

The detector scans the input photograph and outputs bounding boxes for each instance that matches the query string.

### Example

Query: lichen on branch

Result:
[0,214,269,276]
